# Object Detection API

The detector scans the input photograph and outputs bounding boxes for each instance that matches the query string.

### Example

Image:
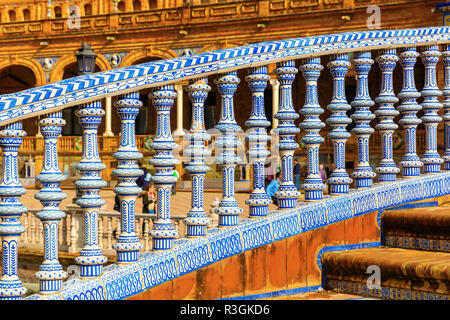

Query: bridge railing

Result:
[0,26,449,299]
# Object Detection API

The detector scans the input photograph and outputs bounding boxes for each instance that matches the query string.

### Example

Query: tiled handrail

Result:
[0,27,449,126]
[24,172,450,300]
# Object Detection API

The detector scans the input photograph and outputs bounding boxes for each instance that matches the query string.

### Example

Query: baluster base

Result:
[444,158,450,170]
[218,214,239,227]
[75,253,107,279]
[329,184,349,195]
[35,266,67,294]
[248,205,269,218]
[0,280,27,300]
[184,213,209,237]
[304,190,324,202]
[274,186,299,209]
[301,181,325,202]
[113,238,143,264]
[423,163,442,174]
[401,166,421,178]
[152,238,174,251]
[377,172,397,182]
[186,225,207,238]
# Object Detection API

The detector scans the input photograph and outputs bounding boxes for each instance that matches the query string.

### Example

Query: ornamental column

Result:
[0,122,27,300]
[443,44,450,170]
[270,79,280,132]
[112,92,144,263]
[214,72,243,226]
[174,84,185,137]
[74,101,108,279]
[149,86,179,250]
[34,112,68,294]
[184,78,211,237]
[350,52,376,188]
[245,66,272,217]
[299,57,326,201]
[103,96,114,137]
[398,47,423,177]
[326,54,353,194]
[273,61,300,208]
[374,49,400,182]
[420,45,444,173]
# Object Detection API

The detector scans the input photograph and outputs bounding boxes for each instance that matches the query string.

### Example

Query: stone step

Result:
[322,247,450,300]
[382,205,450,252]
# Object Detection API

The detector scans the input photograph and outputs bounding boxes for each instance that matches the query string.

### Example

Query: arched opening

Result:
[118,1,126,12]
[61,62,102,136]
[84,3,92,16]
[133,0,142,11]
[0,65,38,136]
[8,10,16,22]
[23,9,31,21]
[148,0,157,9]
[54,6,62,18]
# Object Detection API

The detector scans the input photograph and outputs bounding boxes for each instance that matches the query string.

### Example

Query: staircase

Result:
[322,203,450,300]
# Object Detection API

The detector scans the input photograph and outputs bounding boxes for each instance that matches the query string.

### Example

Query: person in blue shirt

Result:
[266,171,281,205]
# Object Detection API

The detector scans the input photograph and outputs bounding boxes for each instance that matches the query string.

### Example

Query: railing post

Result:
[245,66,272,217]
[184,78,211,237]
[420,45,444,173]
[326,54,353,194]
[443,44,450,170]
[374,49,400,182]
[112,92,144,263]
[0,122,27,300]
[74,101,108,278]
[149,85,179,250]
[398,47,423,177]
[34,112,68,294]
[350,52,376,188]
[299,57,326,201]
[214,72,243,226]
[273,61,300,208]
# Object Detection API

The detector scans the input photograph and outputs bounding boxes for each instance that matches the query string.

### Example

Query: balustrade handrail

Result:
[0,27,449,127]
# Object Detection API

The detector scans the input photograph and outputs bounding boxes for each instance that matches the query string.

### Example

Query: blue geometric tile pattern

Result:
[1,27,450,125]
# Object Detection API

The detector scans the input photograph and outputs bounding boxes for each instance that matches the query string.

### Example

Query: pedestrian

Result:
[266,171,281,206]
[293,158,301,191]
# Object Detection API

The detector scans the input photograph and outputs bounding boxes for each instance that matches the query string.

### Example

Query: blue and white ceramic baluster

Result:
[0,122,27,300]
[351,52,376,188]
[184,78,211,237]
[326,54,353,194]
[34,112,68,294]
[374,49,400,182]
[398,48,423,177]
[443,45,450,170]
[299,57,326,201]
[214,72,243,226]
[245,66,272,217]
[149,86,179,250]
[273,61,300,208]
[74,101,107,278]
[420,45,444,173]
[112,93,144,263]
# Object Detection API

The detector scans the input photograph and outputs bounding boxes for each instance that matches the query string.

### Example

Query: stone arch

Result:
[197,42,244,54]
[120,48,178,67]
[0,58,46,86]
[49,53,111,83]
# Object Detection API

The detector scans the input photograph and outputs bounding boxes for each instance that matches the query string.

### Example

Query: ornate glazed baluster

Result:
[326,54,353,194]
[214,72,243,226]
[245,66,272,216]
[273,61,300,208]
[350,52,376,188]
[149,85,179,250]
[398,47,423,177]
[374,49,400,182]
[184,78,211,236]
[0,122,27,300]
[299,57,326,201]
[74,101,107,278]
[443,44,450,170]
[112,92,144,263]
[34,112,68,294]
[420,45,443,173]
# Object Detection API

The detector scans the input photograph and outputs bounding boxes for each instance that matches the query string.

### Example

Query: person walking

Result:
[266,171,281,206]
[293,158,301,191]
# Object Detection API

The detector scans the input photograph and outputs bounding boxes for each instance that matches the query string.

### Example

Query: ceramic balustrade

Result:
[0,27,447,299]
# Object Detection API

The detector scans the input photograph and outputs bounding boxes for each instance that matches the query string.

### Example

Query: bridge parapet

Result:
[0,26,448,299]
